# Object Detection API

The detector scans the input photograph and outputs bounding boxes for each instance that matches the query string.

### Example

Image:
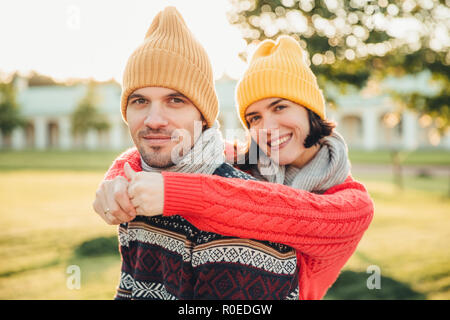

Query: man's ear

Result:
[202,120,207,130]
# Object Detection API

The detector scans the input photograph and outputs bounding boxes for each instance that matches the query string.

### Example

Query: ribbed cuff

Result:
[161,172,206,217]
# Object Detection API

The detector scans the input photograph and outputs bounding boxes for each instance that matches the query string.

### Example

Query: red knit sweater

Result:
[105,147,374,300]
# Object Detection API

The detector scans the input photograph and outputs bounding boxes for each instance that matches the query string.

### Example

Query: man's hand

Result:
[92,174,137,225]
[124,162,164,217]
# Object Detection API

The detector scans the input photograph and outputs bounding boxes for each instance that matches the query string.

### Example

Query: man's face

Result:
[126,87,204,168]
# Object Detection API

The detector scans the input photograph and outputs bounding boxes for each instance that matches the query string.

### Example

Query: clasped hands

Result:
[92,162,164,225]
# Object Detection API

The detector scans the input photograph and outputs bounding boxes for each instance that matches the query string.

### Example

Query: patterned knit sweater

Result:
[106,147,374,300]
[115,162,299,300]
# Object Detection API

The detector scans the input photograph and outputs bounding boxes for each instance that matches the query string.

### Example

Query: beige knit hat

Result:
[120,6,219,127]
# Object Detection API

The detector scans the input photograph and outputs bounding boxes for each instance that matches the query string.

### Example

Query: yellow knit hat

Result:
[121,6,218,127]
[236,35,326,128]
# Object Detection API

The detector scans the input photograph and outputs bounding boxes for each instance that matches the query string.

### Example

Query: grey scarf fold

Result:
[253,131,351,193]
[141,121,225,174]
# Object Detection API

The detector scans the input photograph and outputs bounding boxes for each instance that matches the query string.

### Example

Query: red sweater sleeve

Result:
[162,171,373,254]
[104,147,142,180]
[161,171,374,299]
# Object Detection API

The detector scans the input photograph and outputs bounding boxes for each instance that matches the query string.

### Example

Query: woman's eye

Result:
[248,116,260,124]
[274,105,287,111]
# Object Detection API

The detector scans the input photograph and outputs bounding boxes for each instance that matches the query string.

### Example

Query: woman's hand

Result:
[124,162,164,217]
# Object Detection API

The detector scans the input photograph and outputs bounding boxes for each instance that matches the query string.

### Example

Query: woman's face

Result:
[245,98,310,166]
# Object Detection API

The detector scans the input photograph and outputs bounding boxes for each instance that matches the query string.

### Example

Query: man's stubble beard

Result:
[132,123,200,169]
[132,127,177,169]
[138,145,175,169]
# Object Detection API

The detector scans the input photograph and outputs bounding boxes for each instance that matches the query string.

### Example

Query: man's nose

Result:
[143,104,169,129]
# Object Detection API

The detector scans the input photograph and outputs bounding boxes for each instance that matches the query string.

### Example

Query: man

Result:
[93,6,298,300]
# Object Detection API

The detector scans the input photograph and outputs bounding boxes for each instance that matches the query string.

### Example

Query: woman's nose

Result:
[261,118,280,136]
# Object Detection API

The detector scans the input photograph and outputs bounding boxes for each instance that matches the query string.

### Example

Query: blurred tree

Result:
[27,71,60,87]
[71,82,110,147]
[0,80,25,141]
[227,0,450,131]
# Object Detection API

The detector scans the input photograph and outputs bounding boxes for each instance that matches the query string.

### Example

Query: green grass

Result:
[0,150,449,299]
[325,172,450,300]
[0,149,449,171]
[0,149,123,171]
[348,149,450,166]
[0,170,120,299]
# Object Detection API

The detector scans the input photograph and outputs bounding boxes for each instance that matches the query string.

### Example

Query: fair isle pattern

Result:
[118,273,299,301]
[285,287,300,300]
[192,240,297,275]
[118,272,177,300]
[118,225,129,247]
[124,223,296,275]
[116,273,133,299]
[116,290,131,300]
[132,279,177,300]
[126,222,192,262]
[215,164,257,180]
[115,163,300,300]
[119,272,134,291]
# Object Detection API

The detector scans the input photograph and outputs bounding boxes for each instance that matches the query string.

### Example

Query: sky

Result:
[0,0,248,82]
[1,0,448,83]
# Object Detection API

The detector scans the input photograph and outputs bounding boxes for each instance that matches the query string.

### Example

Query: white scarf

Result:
[140,121,225,175]
[253,131,351,193]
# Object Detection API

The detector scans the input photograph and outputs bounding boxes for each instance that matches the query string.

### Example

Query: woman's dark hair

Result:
[233,108,336,170]
[303,109,336,148]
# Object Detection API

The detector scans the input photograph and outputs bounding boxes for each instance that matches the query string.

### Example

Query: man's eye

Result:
[170,98,185,104]
[133,98,147,104]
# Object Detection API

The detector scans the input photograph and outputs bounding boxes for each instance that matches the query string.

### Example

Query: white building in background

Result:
[325,71,450,151]
[2,81,132,151]
[1,73,449,151]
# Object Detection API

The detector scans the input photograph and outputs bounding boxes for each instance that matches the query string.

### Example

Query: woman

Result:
[98,36,374,300]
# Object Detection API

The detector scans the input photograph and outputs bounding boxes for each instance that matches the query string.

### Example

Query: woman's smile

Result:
[268,133,293,151]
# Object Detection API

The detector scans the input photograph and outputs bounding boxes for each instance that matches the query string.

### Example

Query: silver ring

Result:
[104,208,111,216]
